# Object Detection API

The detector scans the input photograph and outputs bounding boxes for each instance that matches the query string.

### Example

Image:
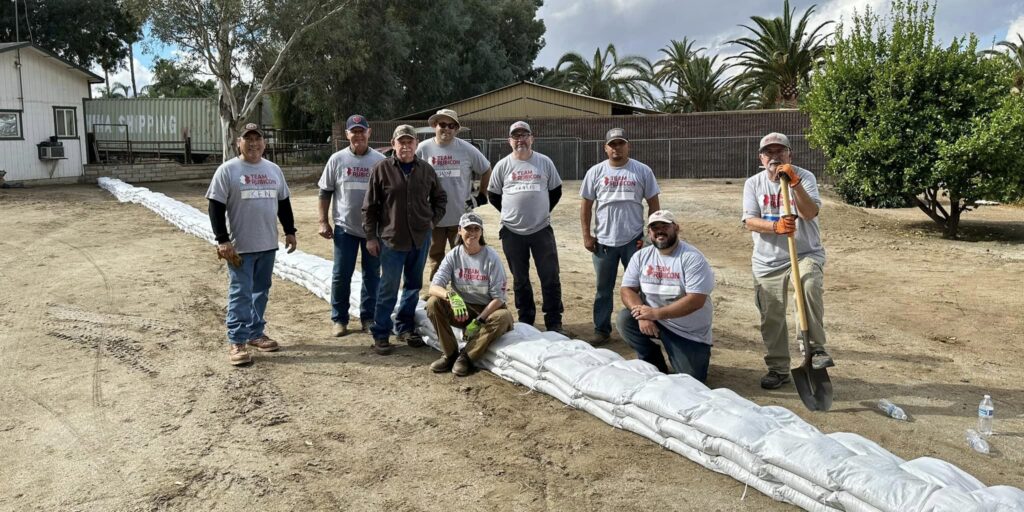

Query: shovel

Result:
[779,175,833,412]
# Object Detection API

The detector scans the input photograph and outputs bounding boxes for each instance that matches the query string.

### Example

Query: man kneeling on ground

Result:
[617,210,715,382]
[426,213,513,376]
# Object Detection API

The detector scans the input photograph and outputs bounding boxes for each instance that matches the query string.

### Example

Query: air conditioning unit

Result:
[38,141,65,160]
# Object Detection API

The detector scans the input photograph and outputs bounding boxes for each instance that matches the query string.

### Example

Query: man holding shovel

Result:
[741,132,834,390]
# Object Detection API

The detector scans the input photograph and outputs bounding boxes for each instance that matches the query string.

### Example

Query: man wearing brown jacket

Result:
[363,125,447,355]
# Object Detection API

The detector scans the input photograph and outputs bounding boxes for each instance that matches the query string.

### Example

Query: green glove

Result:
[464,318,482,341]
[448,291,467,318]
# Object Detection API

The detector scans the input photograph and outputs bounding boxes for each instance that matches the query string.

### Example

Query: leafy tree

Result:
[804,0,1020,238]
[0,0,141,71]
[982,34,1024,91]
[141,58,217,98]
[137,0,351,160]
[728,0,832,108]
[550,44,660,106]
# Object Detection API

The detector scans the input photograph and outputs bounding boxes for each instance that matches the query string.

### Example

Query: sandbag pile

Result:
[98,178,1024,512]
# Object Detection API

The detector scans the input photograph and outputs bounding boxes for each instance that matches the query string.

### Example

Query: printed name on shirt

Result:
[603,175,637,187]
[239,174,277,186]
[430,155,461,168]
[345,167,371,178]
[644,264,681,280]
[457,268,490,282]
[241,189,278,200]
[510,169,541,182]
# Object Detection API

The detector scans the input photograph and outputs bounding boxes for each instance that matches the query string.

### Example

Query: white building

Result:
[0,42,103,183]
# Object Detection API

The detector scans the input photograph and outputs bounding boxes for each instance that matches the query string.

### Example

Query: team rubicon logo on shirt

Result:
[345,167,371,178]
[430,155,460,167]
[456,268,489,282]
[645,265,681,279]
[510,169,541,181]
[239,174,277,186]
[762,193,781,209]
[603,176,637,187]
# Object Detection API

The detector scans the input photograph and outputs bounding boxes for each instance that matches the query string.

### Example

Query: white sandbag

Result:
[658,418,709,452]
[711,456,784,502]
[630,374,712,423]
[533,380,573,406]
[828,431,906,465]
[764,463,840,506]
[705,437,765,475]
[777,485,843,512]
[543,349,622,385]
[759,405,819,435]
[538,330,570,341]
[664,438,716,471]
[615,404,662,433]
[507,359,541,381]
[706,387,761,410]
[834,491,886,512]
[539,373,579,401]
[901,457,985,492]
[827,454,940,512]
[576,397,619,427]
[685,399,780,448]
[920,487,997,512]
[753,427,856,491]
[619,416,666,446]
[495,338,574,367]
[575,359,662,404]
[489,364,539,389]
[979,486,1024,510]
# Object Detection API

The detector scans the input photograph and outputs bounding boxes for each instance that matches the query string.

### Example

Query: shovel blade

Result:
[792,366,833,411]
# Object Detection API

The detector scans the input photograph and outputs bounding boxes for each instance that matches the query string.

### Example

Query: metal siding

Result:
[83,97,222,153]
[451,83,611,119]
[0,49,89,181]
[0,52,21,110]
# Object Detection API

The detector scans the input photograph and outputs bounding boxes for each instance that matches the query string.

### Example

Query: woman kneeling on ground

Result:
[426,212,514,376]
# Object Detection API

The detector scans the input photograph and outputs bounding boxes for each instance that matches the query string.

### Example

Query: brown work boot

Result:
[372,337,394,355]
[398,331,426,348]
[589,331,611,347]
[430,352,458,373]
[247,335,280,352]
[229,344,252,366]
[452,353,474,377]
[332,322,348,337]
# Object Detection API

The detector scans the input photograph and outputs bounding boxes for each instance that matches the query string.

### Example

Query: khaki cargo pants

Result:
[426,296,513,361]
[753,258,827,373]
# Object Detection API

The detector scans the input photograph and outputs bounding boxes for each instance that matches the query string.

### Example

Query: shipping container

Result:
[84,97,223,162]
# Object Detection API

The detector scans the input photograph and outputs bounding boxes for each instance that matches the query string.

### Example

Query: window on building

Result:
[54,107,77,138]
[0,111,21,139]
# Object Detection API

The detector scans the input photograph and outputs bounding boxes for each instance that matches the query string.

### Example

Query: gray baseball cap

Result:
[508,121,532,135]
[605,128,628,144]
[759,132,791,151]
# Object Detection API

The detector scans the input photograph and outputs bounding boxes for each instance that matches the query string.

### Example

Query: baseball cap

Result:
[428,109,460,127]
[758,132,791,152]
[241,123,263,137]
[508,121,532,135]
[392,124,416,140]
[647,210,676,226]
[605,128,628,144]
[346,114,369,130]
[459,212,484,229]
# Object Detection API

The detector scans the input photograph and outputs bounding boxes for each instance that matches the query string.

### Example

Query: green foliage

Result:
[549,44,660,107]
[804,0,1020,237]
[141,58,216,98]
[982,34,1024,90]
[728,0,832,108]
[0,0,141,70]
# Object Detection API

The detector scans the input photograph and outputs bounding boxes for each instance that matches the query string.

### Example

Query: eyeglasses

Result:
[437,122,459,130]
[760,147,790,157]
[509,133,531,140]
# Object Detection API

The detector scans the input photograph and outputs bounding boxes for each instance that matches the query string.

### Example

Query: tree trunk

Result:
[128,42,137,97]
[104,69,110,96]
[943,196,963,239]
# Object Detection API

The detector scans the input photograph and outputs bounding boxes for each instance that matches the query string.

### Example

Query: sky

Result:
[92,0,1024,97]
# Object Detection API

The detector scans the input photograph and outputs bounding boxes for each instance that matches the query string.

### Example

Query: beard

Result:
[653,232,678,249]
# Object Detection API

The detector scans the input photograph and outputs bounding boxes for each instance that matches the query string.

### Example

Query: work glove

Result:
[777,164,801,187]
[218,249,242,268]
[773,215,797,235]
[464,318,482,341]
[448,291,468,318]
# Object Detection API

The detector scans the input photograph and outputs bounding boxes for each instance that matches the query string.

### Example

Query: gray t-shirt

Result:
[580,158,661,247]
[206,157,290,254]
[431,245,508,305]
[416,138,490,227]
[741,166,826,276]
[318,147,386,237]
[487,151,562,235]
[622,242,715,345]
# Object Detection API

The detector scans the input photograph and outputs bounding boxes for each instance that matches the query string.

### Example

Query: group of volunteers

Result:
[206,109,835,389]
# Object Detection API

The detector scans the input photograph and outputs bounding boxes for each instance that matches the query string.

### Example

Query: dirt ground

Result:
[1,177,1022,511]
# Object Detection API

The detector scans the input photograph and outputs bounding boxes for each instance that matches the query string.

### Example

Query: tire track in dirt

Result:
[44,304,165,379]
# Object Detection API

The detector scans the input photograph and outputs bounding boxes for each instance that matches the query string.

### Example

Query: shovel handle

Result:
[779,176,810,334]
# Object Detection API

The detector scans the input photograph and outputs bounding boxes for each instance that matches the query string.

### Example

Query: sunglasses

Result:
[509,133,531,140]
[437,122,459,130]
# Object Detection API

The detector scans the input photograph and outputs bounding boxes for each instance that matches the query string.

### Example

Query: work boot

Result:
[588,331,611,347]
[452,353,474,377]
[811,349,835,370]
[247,335,280,352]
[760,370,791,389]
[398,331,426,348]
[332,323,348,337]
[229,344,252,366]
[430,352,458,373]
[372,338,394,355]
[360,319,372,333]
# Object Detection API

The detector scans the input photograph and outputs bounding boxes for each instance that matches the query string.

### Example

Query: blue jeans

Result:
[371,237,430,340]
[616,308,711,382]
[226,249,277,344]
[331,227,381,325]
[592,235,642,335]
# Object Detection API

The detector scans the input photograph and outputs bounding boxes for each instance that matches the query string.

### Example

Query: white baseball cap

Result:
[647,210,676,226]
[758,132,791,151]
[459,212,484,228]
[508,121,532,135]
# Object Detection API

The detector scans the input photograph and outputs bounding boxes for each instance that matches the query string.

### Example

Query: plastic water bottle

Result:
[877,399,908,421]
[978,395,994,436]
[965,429,990,454]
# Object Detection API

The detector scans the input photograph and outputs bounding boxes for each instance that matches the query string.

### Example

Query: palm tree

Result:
[982,34,1024,91]
[99,82,131,98]
[672,55,731,112]
[551,44,661,106]
[728,0,833,108]
[653,37,706,94]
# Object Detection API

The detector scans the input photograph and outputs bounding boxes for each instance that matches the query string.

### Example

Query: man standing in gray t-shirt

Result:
[487,121,565,334]
[416,109,492,280]
[317,114,386,337]
[580,128,660,346]
[741,132,834,390]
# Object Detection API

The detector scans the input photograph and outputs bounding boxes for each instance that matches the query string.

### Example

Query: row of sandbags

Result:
[98,178,1023,512]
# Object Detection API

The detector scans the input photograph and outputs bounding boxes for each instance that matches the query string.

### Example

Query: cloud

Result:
[89,57,155,97]
[1007,15,1024,42]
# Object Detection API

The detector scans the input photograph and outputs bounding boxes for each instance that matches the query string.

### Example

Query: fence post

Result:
[668,139,672,179]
